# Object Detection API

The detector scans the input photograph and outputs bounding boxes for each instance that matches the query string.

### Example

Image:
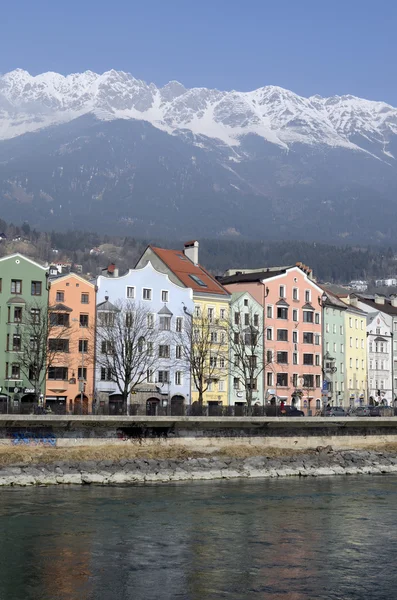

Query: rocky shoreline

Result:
[1,448,397,486]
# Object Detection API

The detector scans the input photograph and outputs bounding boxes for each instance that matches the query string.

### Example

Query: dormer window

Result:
[189,274,207,287]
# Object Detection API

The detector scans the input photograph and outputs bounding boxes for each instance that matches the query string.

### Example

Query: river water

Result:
[0,476,396,600]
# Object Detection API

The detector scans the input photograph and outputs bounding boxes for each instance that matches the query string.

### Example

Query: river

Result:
[0,476,396,599]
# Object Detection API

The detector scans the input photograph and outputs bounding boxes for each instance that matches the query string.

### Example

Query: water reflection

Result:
[0,477,396,599]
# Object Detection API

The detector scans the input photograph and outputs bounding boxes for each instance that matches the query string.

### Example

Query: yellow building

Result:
[136,241,231,407]
[343,306,367,408]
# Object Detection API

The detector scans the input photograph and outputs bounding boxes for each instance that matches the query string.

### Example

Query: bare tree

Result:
[96,299,166,413]
[178,307,227,407]
[17,302,70,405]
[227,302,265,415]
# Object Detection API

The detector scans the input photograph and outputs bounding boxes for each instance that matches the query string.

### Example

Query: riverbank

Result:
[1,446,397,486]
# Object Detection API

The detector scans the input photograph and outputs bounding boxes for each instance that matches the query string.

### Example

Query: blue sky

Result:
[1,0,396,103]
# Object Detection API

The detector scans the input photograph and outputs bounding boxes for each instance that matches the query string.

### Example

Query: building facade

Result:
[367,311,393,404]
[46,274,96,414]
[96,261,194,414]
[343,306,367,407]
[0,253,49,412]
[322,290,347,407]
[135,241,231,407]
[222,264,324,412]
[228,291,264,407]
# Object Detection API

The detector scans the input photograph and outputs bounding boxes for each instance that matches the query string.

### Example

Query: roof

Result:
[319,286,348,310]
[158,305,173,315]
[220,269,288,285]
[358,296,397,316]
[7,296,26,304]
[149,246,229,296]
[97,298,119,312]
[50,303,72,312]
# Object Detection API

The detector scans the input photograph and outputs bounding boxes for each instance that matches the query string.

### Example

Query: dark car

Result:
[353,406,372,417]
[280,405,304,417]
[325,406,346,417]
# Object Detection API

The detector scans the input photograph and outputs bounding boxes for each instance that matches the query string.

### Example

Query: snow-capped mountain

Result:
[1,68,397,158]
[1,68,397,243]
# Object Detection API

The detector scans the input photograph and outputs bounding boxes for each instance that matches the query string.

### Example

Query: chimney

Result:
[375,294,385,305]
[184,240,199,266]
[350,296,358,307]
[391,295,397,308]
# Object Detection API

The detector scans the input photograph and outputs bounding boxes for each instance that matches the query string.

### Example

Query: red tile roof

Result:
[150,246,229,296]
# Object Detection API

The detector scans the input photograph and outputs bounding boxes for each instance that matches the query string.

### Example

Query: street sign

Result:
[13,387,19,394]
[322,381,328,392]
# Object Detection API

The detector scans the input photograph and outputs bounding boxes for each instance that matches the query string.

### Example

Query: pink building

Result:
[221,264,324,412]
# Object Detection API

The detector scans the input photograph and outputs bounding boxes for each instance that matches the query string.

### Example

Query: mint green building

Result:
[0,254,49,411]
[322,289,347,406]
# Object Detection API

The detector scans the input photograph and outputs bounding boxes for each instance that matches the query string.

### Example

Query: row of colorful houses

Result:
[0,243,394,415]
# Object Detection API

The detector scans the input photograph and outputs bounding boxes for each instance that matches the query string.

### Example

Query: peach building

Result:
[45,274,96,414]
[221,264,324,412]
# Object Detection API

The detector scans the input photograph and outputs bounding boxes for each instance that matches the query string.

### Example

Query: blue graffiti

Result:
[8,430,56,447]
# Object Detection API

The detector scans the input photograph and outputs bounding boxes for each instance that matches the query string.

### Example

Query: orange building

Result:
[45,274,96,414]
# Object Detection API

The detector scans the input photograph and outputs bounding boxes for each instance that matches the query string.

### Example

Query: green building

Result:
[0,254,49,412]
[322,289,347,406]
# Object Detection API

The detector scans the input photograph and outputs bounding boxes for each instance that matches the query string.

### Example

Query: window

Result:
[350,358,353,368]
[266,328,273,341]
[175,371,182,385]
[248,356,258,369]
[326,342,329,352]
[175,317,183,332]
[315,334,320,345]
[277,373,288,387]
[158,371,169,383]
[248,378,257,390]
[244,313,249,326]
[326,323,330,333]
[147,342,153,356]
[48,366,68,380]
[99,312,114,327]
[79,339,88,353]
[78,367,87,380]
[176,345,182,359]
[293,309,298,322]
[147,314,154,328]
[234,332,239,344]
[277,329,288,342]
[333,324,336,334]
[267,372,273,386]
[303,374,314,388]
[220,309,226,320]
[277,351,288,364]
[315,375,321,388]
[293,288,299,301]
[361,339,364,349]
[266,350,273,363]
[245,332,257,346]
[49,339,69,352]
[234,312,240,325]
[219,357,225,368]
[279,285,285,298]
[277,306,288,320]
[333,342,337,352]
[11,279,22,294]
[208,307,214,323]
[340,325,344,335]
[244,298,249,307]
[303,332,314,344]
[210,356,217,367]
[50,312,69,327]
[315,313,320,324]
[218,380,225,392]
[234,354,239,367]
[355,319,358,329]
[101,340,113,354]
[293,331,298,344]
[79,314,88,328]
[81,293,89,304]
[159,316,171,331]
[10,364,20,379]
[100,367,112,381]
[14,307,22,323]
[349,337,353,348]
[362,359,365,370]
[349,318,353,328]
[293,352,298,365]
[341,343,344,353]
[146,369,154,383]
[303,311,313,323]
[211,331,218,343]
[303,354,314,365]
[161,290,169,303]
[207,381,213,392]
[159,345,170,358]
[189,274,207,287]
[56,291,64,302]
[292,373,298,387]
[356,338,358,349]
[267,305,273,319]
[142,288,152,301]
[194,306,201,318]
[305,290,311,302]
[12,334,21,351]
[315,355,320,366]
[220,332,226,344]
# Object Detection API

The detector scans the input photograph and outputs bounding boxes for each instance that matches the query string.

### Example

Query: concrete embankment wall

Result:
[2,416,397,450]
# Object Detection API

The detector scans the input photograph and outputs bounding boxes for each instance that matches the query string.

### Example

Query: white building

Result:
[367,312,393,404]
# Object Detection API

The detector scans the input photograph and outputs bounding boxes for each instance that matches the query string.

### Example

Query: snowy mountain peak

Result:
[0,68,397,158]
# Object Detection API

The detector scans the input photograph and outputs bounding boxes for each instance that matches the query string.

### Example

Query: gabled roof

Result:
[220,268,288,285]
[97,298,119,312]
[358,296,397,316]
[319,286,348,310]
[158,305,173,316]
[50,303,72,312]
[276,299,290,307]
[149,246,229,296]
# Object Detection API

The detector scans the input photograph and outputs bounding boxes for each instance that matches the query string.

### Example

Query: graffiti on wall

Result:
[6,429,56,446]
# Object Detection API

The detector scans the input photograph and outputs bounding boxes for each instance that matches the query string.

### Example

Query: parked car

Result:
[325,406,346,417]
[280,405,305,417]
[353,406,372,417]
